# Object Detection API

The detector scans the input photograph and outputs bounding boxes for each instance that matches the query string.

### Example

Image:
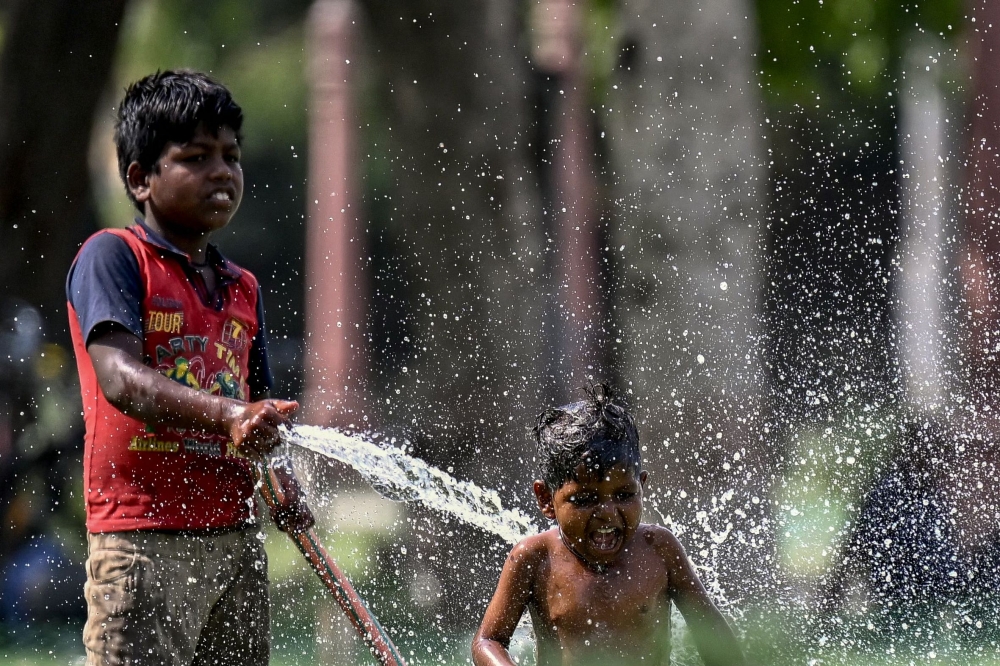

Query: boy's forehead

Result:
[570,459,638,484]
[169,123,239,149]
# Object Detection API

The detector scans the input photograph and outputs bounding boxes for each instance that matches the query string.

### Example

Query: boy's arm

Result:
[472,538,540,666]
[87,325,296,458]
[660,529,746,666]
[247,285,274,402]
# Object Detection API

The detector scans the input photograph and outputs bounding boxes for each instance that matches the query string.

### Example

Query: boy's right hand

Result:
[229,399,299,459]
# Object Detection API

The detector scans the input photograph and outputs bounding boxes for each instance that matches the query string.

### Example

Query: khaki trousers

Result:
[83,529,269,666]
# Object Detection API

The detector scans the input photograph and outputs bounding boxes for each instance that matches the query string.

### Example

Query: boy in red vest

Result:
[66,70,312,666]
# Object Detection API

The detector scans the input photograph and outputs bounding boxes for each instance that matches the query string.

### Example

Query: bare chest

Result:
[536,553,671,639]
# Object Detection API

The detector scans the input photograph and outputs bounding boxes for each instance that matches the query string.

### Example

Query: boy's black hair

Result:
[114,70,244,212]
[533,383,641,489]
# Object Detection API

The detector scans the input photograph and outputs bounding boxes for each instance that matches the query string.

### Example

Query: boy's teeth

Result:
[212,191,230,200]
[591,528,620,550]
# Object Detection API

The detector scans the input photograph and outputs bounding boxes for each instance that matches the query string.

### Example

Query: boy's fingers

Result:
[231,398,300,458]
[271,399,299,416]
[234,407,282,454]
[255,401,297,428]
[245,432,278,457]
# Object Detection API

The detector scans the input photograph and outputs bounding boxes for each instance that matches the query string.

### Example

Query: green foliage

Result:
[99,0,315,350]
[740,603,1000,666]
[776,406,899,576]
[581,0,621,106]
[756,0,964,110]
[113,0,310,158]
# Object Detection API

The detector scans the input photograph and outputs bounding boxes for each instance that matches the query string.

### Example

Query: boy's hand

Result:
[229,399,299,459]
[270,492,316,534]
[266,457,316,534]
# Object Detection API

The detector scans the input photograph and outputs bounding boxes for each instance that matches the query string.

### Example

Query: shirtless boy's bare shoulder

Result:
[637,524,693,584]
[507,530,553,569]
[639,523,684,553]
[516,529,557,553]
[502,529,561,594]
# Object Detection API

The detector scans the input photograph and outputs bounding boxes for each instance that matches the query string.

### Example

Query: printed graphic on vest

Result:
[221,317,249,353]
[145,322,250,455]
[182,438,224,457]
[128,435,224,457]
[146,309,184,335]
[209,370,244,400]
[165,356,202,390]
[128,435,181,453]
[151,295,183,310]
[156,335,210,366]
[156,334,248,400]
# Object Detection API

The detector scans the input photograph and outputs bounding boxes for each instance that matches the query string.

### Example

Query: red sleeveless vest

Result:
[69,225,261,532]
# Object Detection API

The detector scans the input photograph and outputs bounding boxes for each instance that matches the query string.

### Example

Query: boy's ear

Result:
[126,161,152,204]
[533,480,556,520]
[639,470,648,489]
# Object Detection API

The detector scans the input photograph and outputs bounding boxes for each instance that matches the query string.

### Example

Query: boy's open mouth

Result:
[589,526,622,552]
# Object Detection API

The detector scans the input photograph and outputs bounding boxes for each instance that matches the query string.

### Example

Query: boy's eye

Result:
[569,494,596,506]
[615,491,637,502]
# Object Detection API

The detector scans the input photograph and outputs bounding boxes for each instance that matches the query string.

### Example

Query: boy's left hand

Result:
[266,456,316,534]
[269,487,316,535]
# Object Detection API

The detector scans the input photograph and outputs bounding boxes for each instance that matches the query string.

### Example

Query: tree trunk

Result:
[962,0,1000,412]
[355,0,545,627]
[955,0,1000,559]
[0,0,129,336]
[601,0,769,590]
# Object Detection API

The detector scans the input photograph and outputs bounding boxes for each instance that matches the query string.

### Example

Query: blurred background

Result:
[3,0,1000,664]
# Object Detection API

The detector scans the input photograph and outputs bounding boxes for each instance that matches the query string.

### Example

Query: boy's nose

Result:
[593,502,615,521]
[212,164,234,180]
[208,156,235,180]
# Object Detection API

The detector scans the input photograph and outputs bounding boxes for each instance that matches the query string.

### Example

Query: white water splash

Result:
[284,424,538,545]
[284,423,738,666]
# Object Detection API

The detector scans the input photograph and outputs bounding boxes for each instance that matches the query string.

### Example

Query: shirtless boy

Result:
[473,384,745,666]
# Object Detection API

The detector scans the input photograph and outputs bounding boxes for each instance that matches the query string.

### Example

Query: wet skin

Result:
[549,464,647,570]
[473,464,745,666]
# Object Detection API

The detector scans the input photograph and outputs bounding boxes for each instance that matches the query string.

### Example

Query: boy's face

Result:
[129,123,243,238]
[534,463,647,569]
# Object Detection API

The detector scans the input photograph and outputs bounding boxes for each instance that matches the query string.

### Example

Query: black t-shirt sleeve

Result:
[247,285,274,400]
[66,232,144,344]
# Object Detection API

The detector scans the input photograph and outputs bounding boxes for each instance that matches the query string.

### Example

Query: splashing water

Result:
[284,424,538,545]
[284,423,737,666]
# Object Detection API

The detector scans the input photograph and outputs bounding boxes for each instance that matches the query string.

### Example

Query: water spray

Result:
[286,424,537,544]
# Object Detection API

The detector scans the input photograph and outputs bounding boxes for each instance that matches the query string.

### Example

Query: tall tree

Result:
[0,0,127,592]
[962,0,1000,412]
[601,0,768,586]
[0,0,129,335]
[954,0,1000,561]
[355,0,545,626]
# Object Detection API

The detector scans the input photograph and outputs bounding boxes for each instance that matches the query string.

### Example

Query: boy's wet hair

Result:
[533,383,640,489]
[115,70,243,212]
